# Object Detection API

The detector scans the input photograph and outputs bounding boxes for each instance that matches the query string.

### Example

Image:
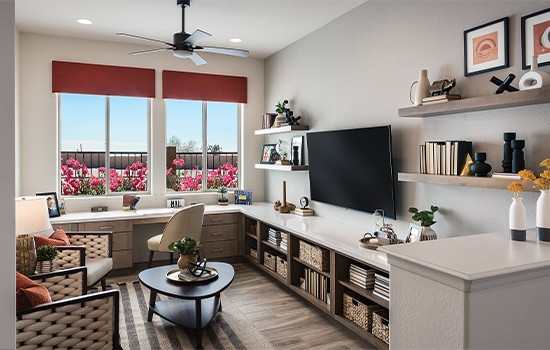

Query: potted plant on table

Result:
[217,186,229,205]
[168,236,201,271]
[408,205,439,240]
[35,245,58,274]
[274,100,288,127]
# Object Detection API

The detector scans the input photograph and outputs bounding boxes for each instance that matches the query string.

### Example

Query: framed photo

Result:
[260,144,277,164]
[464,17,508,76]
[522,8,550,69]
[406,223,422,243]
[58,199,66,215]
[36,192,60,218]
[292,136,303,165]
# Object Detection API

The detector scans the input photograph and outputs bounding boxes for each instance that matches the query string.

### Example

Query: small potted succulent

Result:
[168,236,201,271]
[274,100,289,127]
[408,205,439,240]
[217,186,229,205]
[36,245,58,274]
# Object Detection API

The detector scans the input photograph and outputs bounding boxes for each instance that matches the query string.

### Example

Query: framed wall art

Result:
[464,17,508,76]
[522,7,550,69]
[260,144,277,164]
[36,192,60,218]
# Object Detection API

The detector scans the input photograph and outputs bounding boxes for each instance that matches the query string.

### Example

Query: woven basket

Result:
[343,292,384,332]
[299,240,330,272]
[264,251,277,271]
[372,309,390,344]
[276,256,287,278]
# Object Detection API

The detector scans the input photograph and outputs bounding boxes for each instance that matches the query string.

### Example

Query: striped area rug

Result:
[110,281,274,350]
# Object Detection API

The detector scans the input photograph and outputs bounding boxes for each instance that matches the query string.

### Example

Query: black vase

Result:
[470,152,492,177]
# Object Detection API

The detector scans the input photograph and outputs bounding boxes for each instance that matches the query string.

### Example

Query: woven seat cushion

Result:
[16,272,52,310]
[147,233,163,251]
[34,227,70,247]
[86,258,113,286]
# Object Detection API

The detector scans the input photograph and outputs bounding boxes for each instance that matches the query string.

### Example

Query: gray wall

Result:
[264,1,550,240]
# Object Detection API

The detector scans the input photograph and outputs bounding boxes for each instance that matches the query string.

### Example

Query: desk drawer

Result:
[201,224,237,243]
[112,250,132,269]
[203,213,237,226]
[112,231,132,251]
[200,240,238,259]
[82,220,131,232]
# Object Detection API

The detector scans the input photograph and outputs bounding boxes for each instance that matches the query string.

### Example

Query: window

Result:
[59,93,150,196]
[166,100,239,192]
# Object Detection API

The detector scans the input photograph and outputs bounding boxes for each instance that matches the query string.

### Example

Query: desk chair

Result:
[147,203,205,268]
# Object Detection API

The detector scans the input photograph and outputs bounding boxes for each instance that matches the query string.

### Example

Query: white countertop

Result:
[51,202,389,272]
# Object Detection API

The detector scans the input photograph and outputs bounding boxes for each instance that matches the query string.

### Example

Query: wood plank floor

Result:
[108,261,376,350]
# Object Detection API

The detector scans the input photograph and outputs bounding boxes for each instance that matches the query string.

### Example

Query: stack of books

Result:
[302,266,329,304]
[294,208,314,216]
[349,264,375,289]
[373,272,390,301]
[422,94,461,105]
[420,140,472,175]
[280,232,288,252]
[268,228,282,246]
[261,113,277,129]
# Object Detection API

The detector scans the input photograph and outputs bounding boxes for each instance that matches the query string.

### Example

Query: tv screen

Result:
[306,125,396,219]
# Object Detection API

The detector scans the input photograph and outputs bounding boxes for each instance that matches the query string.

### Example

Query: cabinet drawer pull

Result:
[99,225,113,230]
[211,218,223,222]
[211,232,223,236]
[211,248,223,252]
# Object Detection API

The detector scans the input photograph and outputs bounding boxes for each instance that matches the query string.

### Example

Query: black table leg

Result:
[196,299,202,349]
[148,290,157,322]
[218,294,222,312]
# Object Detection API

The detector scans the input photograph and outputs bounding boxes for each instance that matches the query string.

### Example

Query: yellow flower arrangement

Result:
[508,181,525,198]
[511,159,550,193]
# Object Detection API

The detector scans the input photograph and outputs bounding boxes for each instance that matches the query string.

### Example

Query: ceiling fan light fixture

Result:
[230,38,242,43]
[77,18,92,25]
[173,50,193,58]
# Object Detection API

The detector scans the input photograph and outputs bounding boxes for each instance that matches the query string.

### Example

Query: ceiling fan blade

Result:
[117,32,174,47]
[189,52,207,66]
[130,48,171,55]
[195,46,249,58]
[184,29,212,46]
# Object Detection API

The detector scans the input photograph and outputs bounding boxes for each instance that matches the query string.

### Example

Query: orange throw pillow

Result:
[16,272,52,310]
[34,227,70,247]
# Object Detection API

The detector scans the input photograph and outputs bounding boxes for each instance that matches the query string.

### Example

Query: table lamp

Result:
[16,196,52,275]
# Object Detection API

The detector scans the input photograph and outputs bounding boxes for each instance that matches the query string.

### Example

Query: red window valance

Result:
[52,61,155,98]
[162,70,247,104]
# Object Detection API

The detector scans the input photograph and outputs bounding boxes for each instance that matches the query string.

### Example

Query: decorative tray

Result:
[166,266,219,283]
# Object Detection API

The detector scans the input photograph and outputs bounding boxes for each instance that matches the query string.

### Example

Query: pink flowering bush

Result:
[166,158,238,192]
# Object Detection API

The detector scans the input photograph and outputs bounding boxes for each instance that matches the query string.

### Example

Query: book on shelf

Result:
[262,113,278,129]
[420,140,472,176]
[491,172,521,179]
[422,94,461,102]
[304,266,329,303]
[294,208,314,216]
[373,290,390,301]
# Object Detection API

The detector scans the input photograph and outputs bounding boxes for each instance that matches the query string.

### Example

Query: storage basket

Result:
[372,309,390,344]
[264,251,277,271]
[276,256,288,279]
[299,240,330,272]
[250,247,257,259]
[343,291,384,332]
[249,222,257,236]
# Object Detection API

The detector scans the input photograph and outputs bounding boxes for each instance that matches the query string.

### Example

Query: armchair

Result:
[16,267,120,349]
[55,232,114,291]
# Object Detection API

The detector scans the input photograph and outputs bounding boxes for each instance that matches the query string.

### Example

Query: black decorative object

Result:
[470,152,492,177]
[502,132,516,173]
[492,74,518,94]
[511,140,526,173]
[292,145,299,165]
[429,79,456,96]
[288,116,301,125]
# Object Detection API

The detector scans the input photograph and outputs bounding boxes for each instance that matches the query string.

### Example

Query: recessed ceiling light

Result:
[77,19,93,25]
[230,38,242,43]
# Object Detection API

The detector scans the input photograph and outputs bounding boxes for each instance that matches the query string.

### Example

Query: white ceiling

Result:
[15,0,366,59]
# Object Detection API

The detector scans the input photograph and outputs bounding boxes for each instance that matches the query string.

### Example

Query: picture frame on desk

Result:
[521,7,550,69]
[36,192,60,218]
[464,17,508,76]
[406,223,422,243]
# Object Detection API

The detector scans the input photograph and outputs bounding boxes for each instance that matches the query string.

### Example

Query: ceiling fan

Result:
[117,0,249,66]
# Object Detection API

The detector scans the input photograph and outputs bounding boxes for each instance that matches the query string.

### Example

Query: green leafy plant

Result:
[408,205,439,227]
[275,100,289,114]
[168,236,201,259]
[217,186,228,202]
[36,246,58,262]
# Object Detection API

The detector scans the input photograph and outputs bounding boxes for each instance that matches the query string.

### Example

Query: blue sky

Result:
[60,94,238,153]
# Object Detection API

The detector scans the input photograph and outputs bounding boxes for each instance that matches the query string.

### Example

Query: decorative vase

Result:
[420,226,437,241]
[177,255,197,271]
[502,132,516,173]
[218,193,228,205]
[274,113,286,127]
[511,140,525,173]
[16,234,37,276]
[470,152,492,177]
[536,190,550,242]
[519,56,550,90]
[509,197,527,241]
[410,69,431,106]
[36,259,56,274]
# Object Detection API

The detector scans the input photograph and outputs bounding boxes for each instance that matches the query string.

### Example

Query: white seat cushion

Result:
[85,258,113,286]
[147,234,163,251]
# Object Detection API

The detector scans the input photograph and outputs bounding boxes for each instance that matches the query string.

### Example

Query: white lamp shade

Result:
[16,196,53,237]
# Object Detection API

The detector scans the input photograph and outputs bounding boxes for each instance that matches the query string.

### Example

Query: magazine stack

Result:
[268,228,282,246]
[280,232,288,252]
[349,263,375,289]
[373,272,390,301]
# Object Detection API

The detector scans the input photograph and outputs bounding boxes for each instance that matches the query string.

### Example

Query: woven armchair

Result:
[55,232,114,291]
[16,267,121,350]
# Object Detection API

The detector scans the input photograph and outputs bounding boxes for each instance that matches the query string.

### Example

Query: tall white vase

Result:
[510,197,526,241]
[410,69,431,106]
[536,190,550,241]
[519,56,550,90]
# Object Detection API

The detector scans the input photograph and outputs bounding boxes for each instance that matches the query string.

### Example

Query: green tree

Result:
[207,144,222,152]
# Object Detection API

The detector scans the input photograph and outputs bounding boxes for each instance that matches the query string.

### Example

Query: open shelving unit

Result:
[254,164,308,171]
[254,125,309,135]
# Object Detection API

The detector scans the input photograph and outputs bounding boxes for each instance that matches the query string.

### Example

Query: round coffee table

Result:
[139,262,235,349]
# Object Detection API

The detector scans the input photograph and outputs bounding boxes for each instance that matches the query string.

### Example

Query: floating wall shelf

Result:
[254,125,309,135]
[255,164,308,171]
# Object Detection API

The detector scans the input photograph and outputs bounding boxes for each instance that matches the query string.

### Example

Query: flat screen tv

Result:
[306,125,396,219]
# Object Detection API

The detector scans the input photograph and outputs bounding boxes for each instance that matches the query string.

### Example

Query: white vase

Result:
[519,56,550,90]
[410,69,431,106]
[420,226,437,241]
[509,197,527,241]
[536,190,550,241]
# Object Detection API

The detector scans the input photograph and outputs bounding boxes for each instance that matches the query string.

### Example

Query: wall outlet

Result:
[167,199,185,209]
[91,206,108,212]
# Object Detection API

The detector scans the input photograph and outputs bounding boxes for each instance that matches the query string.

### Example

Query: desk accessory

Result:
[234,189,252,204]
[471,152,492,177]
[91,206,108,212]
[167,199,185,208]
[410,69,430,106]
[36,192,60,218]
[275,139,291,165]
[165,266,218,283]
[511,139,525,173]
[502,132,516,172]
[491,74,518,94]
[519,56,550,90]
[278,181,292,213]
[292,136,303,165]
[123,195,139,211]
[408,205,438,241]
[217,186,228,205]
[429,79,456,96]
